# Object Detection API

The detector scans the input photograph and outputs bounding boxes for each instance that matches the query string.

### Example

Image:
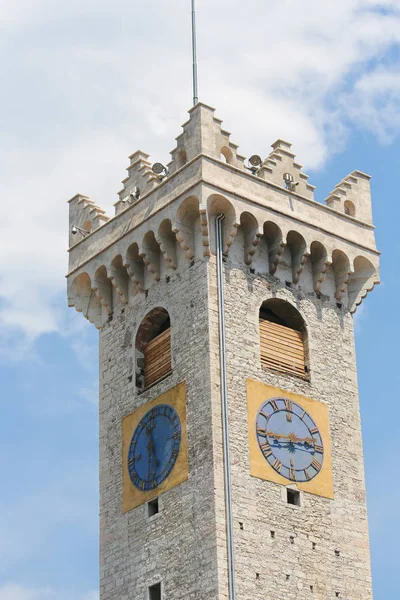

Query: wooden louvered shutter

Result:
[259,319,306,378]
[144,328,172,388]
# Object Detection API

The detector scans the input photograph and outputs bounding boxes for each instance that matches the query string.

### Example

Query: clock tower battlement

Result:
[67,103,379,600]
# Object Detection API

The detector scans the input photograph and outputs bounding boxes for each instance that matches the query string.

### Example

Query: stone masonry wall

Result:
[207,231,373,600]
[99,257,220,600]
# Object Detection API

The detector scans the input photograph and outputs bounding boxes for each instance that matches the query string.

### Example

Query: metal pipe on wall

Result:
[216,214,237,600]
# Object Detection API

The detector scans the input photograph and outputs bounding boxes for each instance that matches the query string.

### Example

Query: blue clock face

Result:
[256,398,324,482]
[128,404,181,492]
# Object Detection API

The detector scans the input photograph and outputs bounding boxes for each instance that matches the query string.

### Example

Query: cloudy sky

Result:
[1,0,400,598]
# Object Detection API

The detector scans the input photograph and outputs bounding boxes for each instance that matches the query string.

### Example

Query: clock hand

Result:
[267,431,316,445]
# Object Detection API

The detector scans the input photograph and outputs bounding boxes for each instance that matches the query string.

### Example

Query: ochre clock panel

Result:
[247,379,334,499]
[122,382,188,513]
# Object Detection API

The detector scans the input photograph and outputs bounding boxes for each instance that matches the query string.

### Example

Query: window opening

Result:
[136,308,172,390]
[149,582,161,600]
[259,300,307,379]
[287,489,300,506]
[148,497,159,517]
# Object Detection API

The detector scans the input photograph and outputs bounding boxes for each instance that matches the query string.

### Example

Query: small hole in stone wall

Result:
[270,530,275,539]
[335,549,340,557]
[336,302,342,309]
[145,290,149,298]
[286,574,290,581]
[108,314,113,322]
[310,585,314,592]
[289,536,295,544]
[121,308,125,314]
[148,497,159,517]
[250,268,255,274]
[315,291,321,299]
[149,582,161,600]
[335,593,340,598]
[256,573,260,580]
[287,489,300,506]
[190,260,195,268]
[239,522,244,530]
[166,276,170,283]
[312,542,316,550]
[128,375,133,383]
[285,280,292,288]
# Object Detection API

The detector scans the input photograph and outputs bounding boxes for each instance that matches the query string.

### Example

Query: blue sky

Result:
[1,1,400,598]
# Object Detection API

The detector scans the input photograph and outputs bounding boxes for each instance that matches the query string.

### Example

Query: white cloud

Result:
[1,0,400,347]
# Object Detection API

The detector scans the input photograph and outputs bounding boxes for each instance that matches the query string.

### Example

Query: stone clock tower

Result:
[67,103,380,600]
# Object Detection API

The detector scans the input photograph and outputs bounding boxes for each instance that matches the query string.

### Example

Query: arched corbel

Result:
[71,272,103,329]
[264,221,286,275]
[172,195,200,260]
[109,255,129,304]
[173,226,195,260]
[240,212,262,266]
[348,256,378,313]
[92,266,113,314]
[140,231,161,281]
[157,220,177,269]
[287,231,310,284]
[223,221,239,254]
[311,241,332,293]
[124,243,145,293]
[199,208,210,257]
[332,250,353,302]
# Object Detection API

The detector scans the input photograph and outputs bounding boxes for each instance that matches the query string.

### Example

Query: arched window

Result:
[344,200,355,217]
[135,307,172,389]
[220,146,234,164]
[259,299,308,379]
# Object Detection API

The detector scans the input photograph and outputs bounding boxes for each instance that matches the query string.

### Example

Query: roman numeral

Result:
[260,410,269,420]
[304,469,310,481]
[152,479,157,488]
[273,458,282,473]
[310,427,319,435]
[171,448,179,460]
[311,458,322,472]
[290,469,296,481]
[260,442,272,457]
[270,400,279,412]
[140,480,145,490]
[284,399,293,412]
[257,427,267,436]
[314,444,323,454]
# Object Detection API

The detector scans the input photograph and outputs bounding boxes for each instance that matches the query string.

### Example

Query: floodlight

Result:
[249,155,262,167]
[283,172,299,191]
[152,162,168,177]
[71,225,90,237]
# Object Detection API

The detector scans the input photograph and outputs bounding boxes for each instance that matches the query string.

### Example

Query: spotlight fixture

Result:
[152,162,169,178]
[245,154,262,174]
[122,186,141,203]
[71,225,90,237]
[283,172,299,192]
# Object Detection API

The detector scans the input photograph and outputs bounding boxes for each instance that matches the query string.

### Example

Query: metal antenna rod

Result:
[191,0,199,105]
